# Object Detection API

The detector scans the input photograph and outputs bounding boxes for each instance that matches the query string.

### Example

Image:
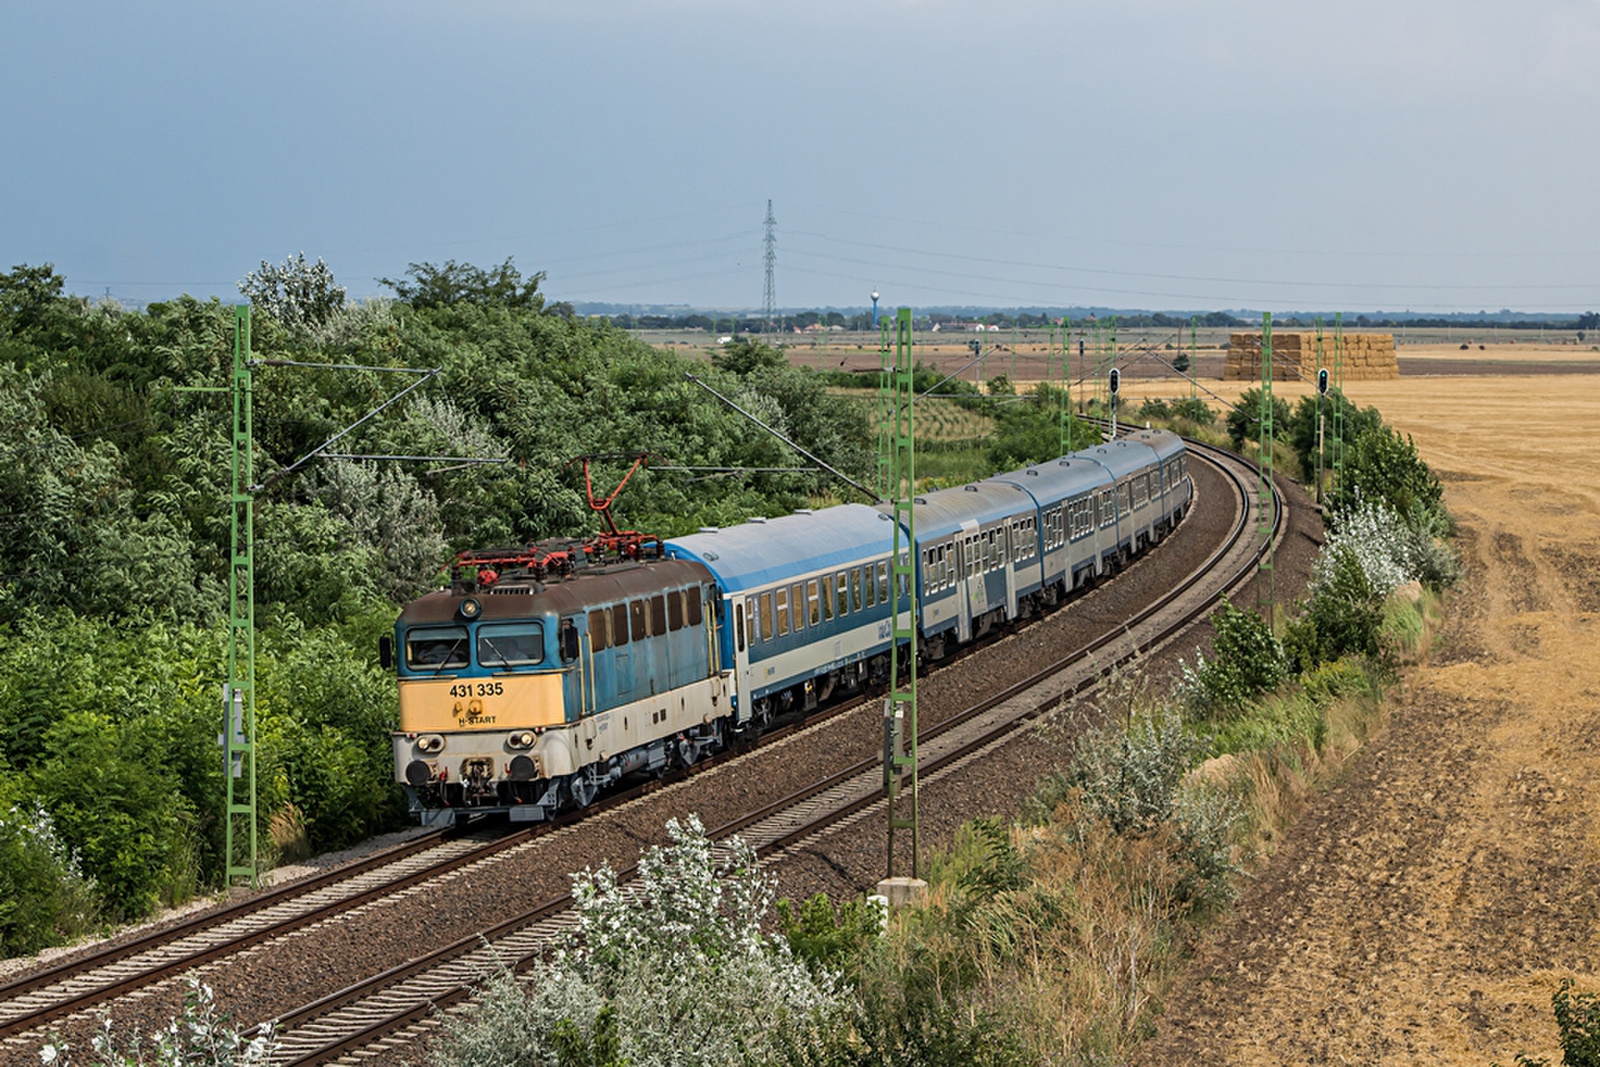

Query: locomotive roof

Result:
[665,503,893,592]
[398,557,714,626]
[879,480,1036,540]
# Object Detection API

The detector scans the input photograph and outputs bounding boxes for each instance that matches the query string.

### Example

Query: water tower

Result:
[870,290,880,327]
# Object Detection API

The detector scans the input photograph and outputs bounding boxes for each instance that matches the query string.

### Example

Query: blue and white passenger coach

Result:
[664,504,902,728]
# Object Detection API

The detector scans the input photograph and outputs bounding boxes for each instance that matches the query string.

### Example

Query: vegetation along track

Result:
[255,439,1280,1066]
[0,439,1277,1064]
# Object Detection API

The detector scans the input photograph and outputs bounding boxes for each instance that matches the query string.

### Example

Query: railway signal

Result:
[1108,366,1120,438]
[1318,367,1329,395]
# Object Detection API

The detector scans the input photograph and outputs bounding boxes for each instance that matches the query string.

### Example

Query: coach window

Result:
[775,588,790,636]
[852,568,864,611]
[406,626,469,670]
[791,583,806,631]
[821,576,835,621]
[734,602,746,652]
[667,589,685,631]
[876,561,889,603]
[805,579,820,626]
[862,566,875,607]
[586,610,609,653]
[478,622,546,669]
[761,592,775,640]
[836,571,850,616]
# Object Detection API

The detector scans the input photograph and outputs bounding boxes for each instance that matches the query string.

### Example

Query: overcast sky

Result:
[5,1,1599,314]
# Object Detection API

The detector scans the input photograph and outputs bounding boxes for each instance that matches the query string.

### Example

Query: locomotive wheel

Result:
[566,774,598,809]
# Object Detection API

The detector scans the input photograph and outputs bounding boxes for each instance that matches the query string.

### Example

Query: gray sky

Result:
[5,1,1599,313]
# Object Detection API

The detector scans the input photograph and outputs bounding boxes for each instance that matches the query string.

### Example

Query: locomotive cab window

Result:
[649,595,668,635]
[611,603,629,646]
[630,600,648,642]
[406,626,469,670]
[479,622,546,668]
[558,618,580,663]
[687,589,704,627]
[667,590,685,631]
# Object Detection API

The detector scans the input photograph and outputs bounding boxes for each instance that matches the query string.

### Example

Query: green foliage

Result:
[27,711,199,921]
[1330,424,1444,520]
[1285,388,1380,470]
[1179,599,1289,716]
[777,892,884,976]
[0,792,96,956]
[1028,702,1203,835]
[1553,978,1600,1067]
[437,817,844,1067]
[1493,979,1600,1067]
[1170,395,1216,426]
[1226,388,1291,450]
[379,256,545,310]
[986,384,1093,470]
[838,941,1038,1067]
[711,336,787,376]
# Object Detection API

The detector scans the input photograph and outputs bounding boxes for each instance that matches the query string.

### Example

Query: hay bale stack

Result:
[1223,332,1397,381]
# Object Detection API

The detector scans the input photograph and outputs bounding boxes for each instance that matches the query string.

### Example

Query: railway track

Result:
[254,439,1282,1065]
[0,437,1282,1064]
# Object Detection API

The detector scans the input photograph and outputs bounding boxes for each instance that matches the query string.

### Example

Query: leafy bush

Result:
[0,794,96,956]
[1330,424,1444,520]
[1177,600,1289,717]
[1169,395,1216,426]
[1226,388,1291,450]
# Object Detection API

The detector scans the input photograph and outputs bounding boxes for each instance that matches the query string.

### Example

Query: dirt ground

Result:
[1137,372,1600,1065]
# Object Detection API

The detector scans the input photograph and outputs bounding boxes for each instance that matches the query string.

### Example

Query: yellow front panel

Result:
[399,673,566,732]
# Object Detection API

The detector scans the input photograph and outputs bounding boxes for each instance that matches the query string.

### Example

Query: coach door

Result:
[731,594,754,724]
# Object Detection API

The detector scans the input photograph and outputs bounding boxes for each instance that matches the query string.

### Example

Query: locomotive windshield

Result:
[406,626,470,670]
[477,622,546,668]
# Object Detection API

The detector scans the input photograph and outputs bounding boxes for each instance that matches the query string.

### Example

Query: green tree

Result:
[379,257,545,310]
[1226,388,1291,451]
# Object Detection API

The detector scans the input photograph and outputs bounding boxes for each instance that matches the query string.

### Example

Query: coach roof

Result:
[665,503,893,593]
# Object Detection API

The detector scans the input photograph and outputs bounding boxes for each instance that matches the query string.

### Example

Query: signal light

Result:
[1108,368,1120,395]
[1317,368,1329,395]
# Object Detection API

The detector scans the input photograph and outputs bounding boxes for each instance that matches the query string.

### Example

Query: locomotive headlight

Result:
[507,730,536,749]
[457,597,482,620]
[416,734,446,754]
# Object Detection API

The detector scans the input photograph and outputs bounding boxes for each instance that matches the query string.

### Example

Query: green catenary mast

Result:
[883,308,920,878]
[225,306,258,886]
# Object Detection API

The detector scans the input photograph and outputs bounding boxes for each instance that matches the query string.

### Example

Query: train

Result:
[385,429,1192,825]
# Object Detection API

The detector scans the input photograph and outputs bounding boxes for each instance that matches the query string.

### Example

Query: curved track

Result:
[260,440,1282,1066]
[0,438,1283,1065]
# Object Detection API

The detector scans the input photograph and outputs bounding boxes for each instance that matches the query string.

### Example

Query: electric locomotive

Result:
[387,535,731,825]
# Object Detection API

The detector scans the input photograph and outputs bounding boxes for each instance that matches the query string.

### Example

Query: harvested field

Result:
[1137,373,1600,1065]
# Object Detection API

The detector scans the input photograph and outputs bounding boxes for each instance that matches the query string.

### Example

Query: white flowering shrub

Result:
[237,253,346,339]
[436,815,847,1067]
[39,975,277,1066]
[0,799,96,957]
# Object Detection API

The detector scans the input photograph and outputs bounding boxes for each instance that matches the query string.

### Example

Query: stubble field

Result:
[1137,370,1600,1064]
